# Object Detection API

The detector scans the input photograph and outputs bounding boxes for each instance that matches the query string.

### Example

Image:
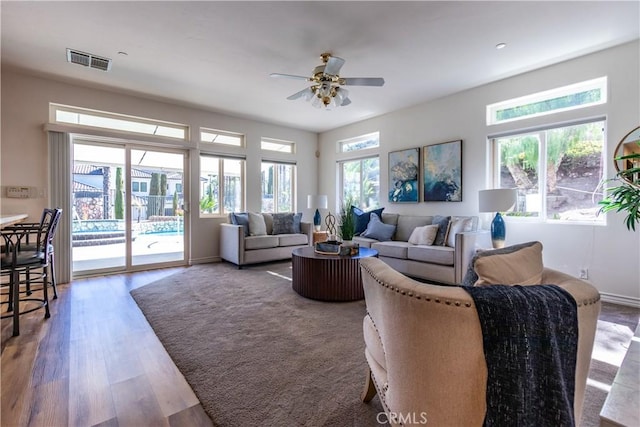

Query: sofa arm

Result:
[220,223,245,265]
[454,230,492,284]
[300,221,312,245]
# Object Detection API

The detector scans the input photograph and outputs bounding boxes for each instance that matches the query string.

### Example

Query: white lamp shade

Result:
[307,195,328,209]
[479,189,517,213]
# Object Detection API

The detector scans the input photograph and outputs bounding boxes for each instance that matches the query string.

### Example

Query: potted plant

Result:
[338,196,356,243]
[599,130,640,231]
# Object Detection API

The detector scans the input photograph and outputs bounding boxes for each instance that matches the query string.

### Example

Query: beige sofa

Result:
[360,255,601,426]
[220,213,312,267]
[353,213,491,285]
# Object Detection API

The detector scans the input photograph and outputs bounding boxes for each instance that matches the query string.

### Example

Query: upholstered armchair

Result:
[359,253,601,426]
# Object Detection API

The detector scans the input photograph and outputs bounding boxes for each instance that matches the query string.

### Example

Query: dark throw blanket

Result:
[464,284,578,427]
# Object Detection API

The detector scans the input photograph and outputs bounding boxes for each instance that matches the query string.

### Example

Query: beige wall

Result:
[0,70,319,265]
[318,41,640,305]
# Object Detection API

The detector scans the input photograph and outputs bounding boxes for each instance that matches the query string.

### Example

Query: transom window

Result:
[200,128,244,147]
[199,155,245,216]
[261,138,295,154]
[339,132,380,153]
[51,104,188,140]
[487,77,607,126]
[491,119,605,223]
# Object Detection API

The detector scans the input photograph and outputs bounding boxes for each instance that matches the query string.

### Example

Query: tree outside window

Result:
[494,120,605,222]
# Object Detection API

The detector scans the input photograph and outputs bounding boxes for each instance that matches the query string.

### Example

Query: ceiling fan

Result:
[270,53,385,109]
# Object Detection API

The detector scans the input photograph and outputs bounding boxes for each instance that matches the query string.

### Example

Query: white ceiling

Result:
[2,1,638,133]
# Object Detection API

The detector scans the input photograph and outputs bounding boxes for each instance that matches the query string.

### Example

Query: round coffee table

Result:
[291,246,378,301]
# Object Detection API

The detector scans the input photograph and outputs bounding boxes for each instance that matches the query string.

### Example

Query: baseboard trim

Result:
[190,256,220,265]
[600,292,640,308]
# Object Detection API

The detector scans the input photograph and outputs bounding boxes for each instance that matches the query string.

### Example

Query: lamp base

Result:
[490,212,506,249]
[313,209,322,231]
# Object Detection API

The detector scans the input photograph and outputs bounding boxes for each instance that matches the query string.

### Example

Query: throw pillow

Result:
[432,215,451,246]
[272,213,296,235]
[362,213,396,241]
[248,212,267,236]
[408,224,439,245]
[470,241,544,286]
[231,212,250,237]
[351,206,385,236]
[461,241,541,287]
[292,212,303,234]
[445,217,474,247]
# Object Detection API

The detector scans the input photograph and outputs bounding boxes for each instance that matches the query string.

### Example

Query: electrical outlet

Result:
[580,269,589,280]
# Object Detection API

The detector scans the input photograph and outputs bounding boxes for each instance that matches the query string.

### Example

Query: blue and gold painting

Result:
[389,147,419,203]
[423,140,462,202]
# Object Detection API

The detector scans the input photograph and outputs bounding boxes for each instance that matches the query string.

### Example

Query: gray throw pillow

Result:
[432,215,451,246]
[362,213,396,241]
[460,241,541,287]
[272,213,296,235]
[231,212,250,237]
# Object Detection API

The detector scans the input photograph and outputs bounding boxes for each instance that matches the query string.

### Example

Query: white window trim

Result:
[338,131,380,153]
[199,154,246,217]
[200,127,245,147]
[487,77,607,126]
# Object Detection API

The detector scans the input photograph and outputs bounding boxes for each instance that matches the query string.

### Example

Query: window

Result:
[175,183,183,193]
[261,138,295,153]
[339,132,379,153]
[131,181,148,193]
[200,128,244,147]
[199,155,245,216]
[261,161,296,213]
[51,104,188,140]
[340,157,380,209]
[487,77,607,125]
[492,119,605,223]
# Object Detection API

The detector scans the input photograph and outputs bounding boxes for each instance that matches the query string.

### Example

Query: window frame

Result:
[338,155,381,210]
[200,127,245,147]
[489,117,606,225]
[260,160,297,213]
[199,154,245,217]
[261,138,295,154]
[338,132,380,153]
[486,77,607,126]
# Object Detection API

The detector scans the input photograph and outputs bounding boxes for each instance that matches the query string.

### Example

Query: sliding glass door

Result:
[72,142,186,275]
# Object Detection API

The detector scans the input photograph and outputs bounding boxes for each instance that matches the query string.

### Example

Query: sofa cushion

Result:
[230,212,250,237]
[445,217,474,247]
[272,213,296,235]
[245,235,279,250]
[278,233,308,247]
[371,241,411,259]
[394,215,433,242]
[408,224,439,245]
[352,236,379,248]
[261,213,273,235]
[352,206,385,236]
[248,212,267,236]
[380,212,400,227]
[432,215,451,246]
[362,213,396,241]
[407,245,455,266]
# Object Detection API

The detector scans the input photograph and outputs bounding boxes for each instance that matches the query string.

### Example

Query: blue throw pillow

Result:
[231,212,250,237]
[432,215,451,246]
[362,213,396,241]
[293,212,303,234]
[351,206,385,236]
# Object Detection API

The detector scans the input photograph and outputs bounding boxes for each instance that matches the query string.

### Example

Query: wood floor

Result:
[1,267,213,427]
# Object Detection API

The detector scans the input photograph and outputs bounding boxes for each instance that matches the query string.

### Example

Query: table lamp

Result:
[307,195,328,232]
[479,189,517,248]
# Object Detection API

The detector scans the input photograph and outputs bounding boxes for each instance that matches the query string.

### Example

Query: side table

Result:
[312,231,328,244]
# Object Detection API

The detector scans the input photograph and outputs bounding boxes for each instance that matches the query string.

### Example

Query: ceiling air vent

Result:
[66,48,112,72]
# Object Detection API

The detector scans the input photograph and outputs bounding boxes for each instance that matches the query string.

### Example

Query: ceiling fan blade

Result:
[324,56,345,76]
[341,77,385,87]
[286,87,314,100]
[270,73,311,81]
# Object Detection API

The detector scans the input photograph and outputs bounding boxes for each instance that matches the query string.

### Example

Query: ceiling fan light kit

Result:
[271,53,384,110]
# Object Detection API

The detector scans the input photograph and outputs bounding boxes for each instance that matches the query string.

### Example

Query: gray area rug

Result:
[131,262,638,427]
[130,261,383,426]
